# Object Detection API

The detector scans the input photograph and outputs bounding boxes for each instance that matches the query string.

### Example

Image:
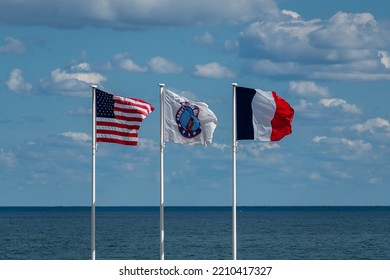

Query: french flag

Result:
[236,86,294,141]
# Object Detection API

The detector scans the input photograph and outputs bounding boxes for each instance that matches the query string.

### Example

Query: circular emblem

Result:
[175,102,202,138]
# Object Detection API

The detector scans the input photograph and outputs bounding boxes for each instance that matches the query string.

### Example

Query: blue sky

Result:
[1,0,390,206]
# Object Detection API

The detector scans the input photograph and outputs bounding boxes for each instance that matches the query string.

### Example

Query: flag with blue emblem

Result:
[163,88,217,146]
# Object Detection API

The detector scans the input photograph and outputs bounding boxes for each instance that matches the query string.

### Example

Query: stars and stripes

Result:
[96,89,154,146]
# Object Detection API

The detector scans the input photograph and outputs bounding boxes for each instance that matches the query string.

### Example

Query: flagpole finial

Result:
[231,82,238,86]
[159,83,165,87]
[91,85,98,89]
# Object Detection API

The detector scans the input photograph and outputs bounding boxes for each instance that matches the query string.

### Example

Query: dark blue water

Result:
[0,207,389,260]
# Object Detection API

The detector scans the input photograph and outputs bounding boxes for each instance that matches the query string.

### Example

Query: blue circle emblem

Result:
[175,102,202,138]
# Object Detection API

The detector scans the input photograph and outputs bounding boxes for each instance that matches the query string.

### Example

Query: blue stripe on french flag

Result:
[236,86,294,141]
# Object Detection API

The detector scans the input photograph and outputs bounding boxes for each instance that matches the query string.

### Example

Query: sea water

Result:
[0,206,389,260]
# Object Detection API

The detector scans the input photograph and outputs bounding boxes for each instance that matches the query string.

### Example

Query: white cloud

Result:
[194,62,235,78]
[224,40,239,52]
[6,68,32,93]
[0,0,278,29]
[137,139,159,152]
[123,163,134,171]
[71,62,91,71]
[211,142,229,151]
[67,106,92,116]
[352,118,390,134]
[309,70,390,81]
[0,37,26,53]
[51,67,106,84]
[239,17,322,62]
[281,9,300,20]
[41,62,106,96]
[0,148,17,168]
[239,10,390,81]
[378,50,390,69]
[313,136,372,161]
[368,177,382,185]
[61,132,91,142]
[248,59,390,81]
[147,57,183,73]
[309,12,383,49]
[193,32,215,44]
[312,136,328,143]
[319,98,362,114]
[289,81,329,98]
[120,59,148,73]
[309,172,322,181]
[239,142,280,158]
[247,59,302,77]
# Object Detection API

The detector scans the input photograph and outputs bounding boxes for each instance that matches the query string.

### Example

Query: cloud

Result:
[312,136,328,143]
[378,50,390,69]
[319,98,362,114]
[239,11,390,81]
[0,0,278,29]
[295,93,362,120]
[351,118,390,134]
[309,12,385,50]
[67,106,91,116]
[211,142,229,151]
[289,81,329,98]
[60,132,91,142]
[147,57,183,73]
[0,37,26,53]
[238,142,281,161]
[51,67,105,84]
[247,59,390,81]
[309,172,323,181]
[281,9,300,20]
[122,163,134,171]
[368,177,382,185]
[193,32,215,44]
[41,62,106,96]
[6,68,32,93]
[0,148,17,168]
[119,58,147,73]
[137,139,159,152]
[113,53,183,74]
[239,16,322,62]
[194,62,235,78]
[312,136,372,160]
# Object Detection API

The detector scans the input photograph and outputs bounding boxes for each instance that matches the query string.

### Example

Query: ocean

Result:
[0,206,389,260]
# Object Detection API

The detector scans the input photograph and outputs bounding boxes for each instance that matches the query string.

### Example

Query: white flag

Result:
[163,88,217,146]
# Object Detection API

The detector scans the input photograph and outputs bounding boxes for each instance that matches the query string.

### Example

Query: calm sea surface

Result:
[0,206,389,260]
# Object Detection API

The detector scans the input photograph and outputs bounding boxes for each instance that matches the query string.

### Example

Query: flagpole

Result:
[159,83,166,260]
[232,82,238,260]
[91,85,97,260]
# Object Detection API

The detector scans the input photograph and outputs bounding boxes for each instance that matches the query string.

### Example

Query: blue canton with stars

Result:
[96,89,115,118]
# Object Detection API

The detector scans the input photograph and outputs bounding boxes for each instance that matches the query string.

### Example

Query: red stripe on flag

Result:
[96,138,138,146]
[114,97,154,113]
[114,115,144,122]
[96,130,138,138]
[96,121,140,130]
[270,91,294,141]
[114,106,150,117]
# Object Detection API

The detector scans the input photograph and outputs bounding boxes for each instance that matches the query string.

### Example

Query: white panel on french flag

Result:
[236,86,294,142]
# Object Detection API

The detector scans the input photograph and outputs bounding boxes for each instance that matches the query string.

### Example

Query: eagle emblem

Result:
[175,102,202,138]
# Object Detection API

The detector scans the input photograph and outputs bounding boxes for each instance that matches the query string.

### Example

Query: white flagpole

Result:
[232,82,238,260]
[159,83,166,260]
[91,85,97,260]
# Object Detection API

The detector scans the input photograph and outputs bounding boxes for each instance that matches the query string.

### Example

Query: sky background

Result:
[1,0,390,206]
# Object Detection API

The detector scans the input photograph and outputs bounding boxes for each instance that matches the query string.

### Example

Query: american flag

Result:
[96,89,154,146]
